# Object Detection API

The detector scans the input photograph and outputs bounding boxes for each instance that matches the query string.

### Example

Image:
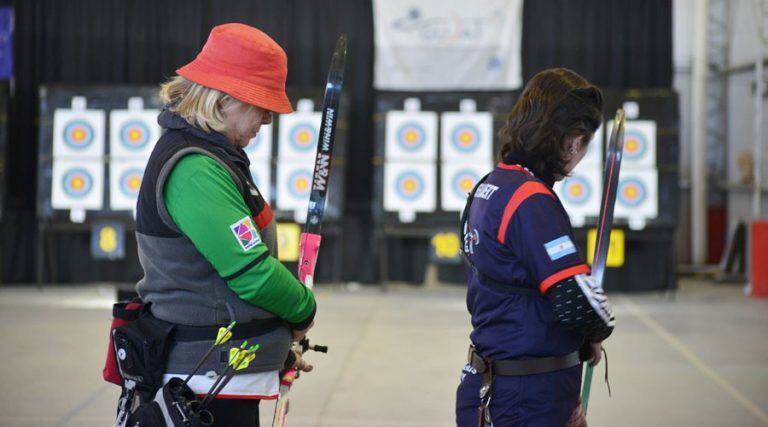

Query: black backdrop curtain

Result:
[1,0,671,283]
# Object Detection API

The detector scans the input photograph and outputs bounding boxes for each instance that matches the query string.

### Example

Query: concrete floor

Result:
[0,279,766,427]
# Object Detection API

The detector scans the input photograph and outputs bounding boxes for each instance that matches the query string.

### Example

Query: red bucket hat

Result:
[177,23,293,114]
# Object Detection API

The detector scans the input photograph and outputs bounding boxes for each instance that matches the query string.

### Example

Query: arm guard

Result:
[546,273,615,342]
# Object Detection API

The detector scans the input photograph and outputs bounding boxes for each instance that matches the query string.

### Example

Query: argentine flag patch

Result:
[544,236,576,261]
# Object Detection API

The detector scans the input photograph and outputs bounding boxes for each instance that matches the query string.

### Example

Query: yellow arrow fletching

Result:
[228,348,240,364]
[215,328,233,345]
[235,352,256,370]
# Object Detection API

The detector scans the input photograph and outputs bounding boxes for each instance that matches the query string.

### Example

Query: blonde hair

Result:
[159,76,251,133]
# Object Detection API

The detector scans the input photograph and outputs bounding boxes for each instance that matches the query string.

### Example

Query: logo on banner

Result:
[562,176,591,205]
[63,120,94,149]
[119,168,144,197]
[397,122,426,151]
[288,170,312,198]
[452,169,479,198]
[618,178,647,207]
[62,168,94,198]
[623,130,647,161]
[395,171,424,200]
[451,123,480,153]
[230,216,262,251]
[120,120,150,151]
[289,123,317,152]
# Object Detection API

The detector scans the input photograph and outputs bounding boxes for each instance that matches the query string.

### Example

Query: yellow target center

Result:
[71,177,84,190]
[459,132,473,144]
[404,131,418,143]
[73,129,85,141]
[403,179,417,192]
[569,185,583,197]
[625,186,638,198]
[129,130,142,141]
[129,177,141,189]
[296,178,308,191]
[298,131,310,143]
[626,139,638,152]
[460,179,474,191]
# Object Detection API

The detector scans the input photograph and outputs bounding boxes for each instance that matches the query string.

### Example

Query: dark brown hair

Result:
[498,68,603,183]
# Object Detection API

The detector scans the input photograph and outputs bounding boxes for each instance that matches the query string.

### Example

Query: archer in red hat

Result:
[115,23,317,427]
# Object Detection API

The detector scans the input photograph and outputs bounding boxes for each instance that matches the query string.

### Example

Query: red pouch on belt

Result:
[103,298,144,385]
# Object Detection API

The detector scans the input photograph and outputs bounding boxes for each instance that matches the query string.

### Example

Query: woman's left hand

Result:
[292,350,314,373]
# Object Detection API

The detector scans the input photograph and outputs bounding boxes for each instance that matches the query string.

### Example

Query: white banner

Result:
[373,0,523,90]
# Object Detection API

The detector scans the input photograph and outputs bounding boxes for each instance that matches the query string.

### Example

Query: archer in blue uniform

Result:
[456,68,615,427]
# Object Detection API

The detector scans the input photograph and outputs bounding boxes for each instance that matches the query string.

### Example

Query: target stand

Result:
[36,85,163,284]
[374,93,516,286]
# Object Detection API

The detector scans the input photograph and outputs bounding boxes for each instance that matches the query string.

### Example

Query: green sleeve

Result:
[163,154,315,325]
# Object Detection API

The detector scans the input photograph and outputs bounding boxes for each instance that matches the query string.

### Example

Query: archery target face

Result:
[244,124,273,162]
[554,165,602,222]
[53,108,106,158]
[51,159,104,210]
[441,162,492,211]
[249,160,272,203]
[278,112,321,159]
[385,110,438,160]
[440,112,493,161]
[614,169,658,223]
[110,161,146,210]
[276,160,314,211]
[383,162,436,213]
[606,120,656,167]
[109,109,160,158]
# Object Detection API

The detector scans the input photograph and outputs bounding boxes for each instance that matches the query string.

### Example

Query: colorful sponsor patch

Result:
[544,235,576,261]
[230,216,262,251]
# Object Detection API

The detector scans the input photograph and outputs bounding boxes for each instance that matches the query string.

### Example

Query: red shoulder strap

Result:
[496,181,554,244]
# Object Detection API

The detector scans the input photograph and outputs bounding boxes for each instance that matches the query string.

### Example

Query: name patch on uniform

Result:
[544,236,576,261]
[475,183,499,200]
[230,216,262,252]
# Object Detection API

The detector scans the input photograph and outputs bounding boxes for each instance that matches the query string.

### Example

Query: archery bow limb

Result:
[272,34,347,427]
[581,109,625,415]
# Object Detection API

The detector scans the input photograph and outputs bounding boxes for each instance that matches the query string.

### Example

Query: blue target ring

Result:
[451,123,481,153]
[119,168,144,197]
[396,122,426,152]
[451,169,479,198]
[618,177,647,207]
[288,170,312,198]
[395,171,424,201]
[622,129,648,161]
[63,120,94,150]
[289,124,317,152]
[563,176,592,205]
[120,120,150,151]
[62,168,93,198]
